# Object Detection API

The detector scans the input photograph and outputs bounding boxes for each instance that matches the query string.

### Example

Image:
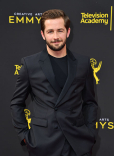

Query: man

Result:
[10,9,98,156]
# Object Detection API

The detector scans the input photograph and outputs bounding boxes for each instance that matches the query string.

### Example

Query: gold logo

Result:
[25,109,113,130]
[96,118,114,129]
[14,65,22,75]
[9,16,41,24]
[80,6,113,31]
[80,12,108,25]
[90,58,102,84]
[24,109,31,129]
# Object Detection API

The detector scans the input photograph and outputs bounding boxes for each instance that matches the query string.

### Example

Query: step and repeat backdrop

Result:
[0,0,114,155]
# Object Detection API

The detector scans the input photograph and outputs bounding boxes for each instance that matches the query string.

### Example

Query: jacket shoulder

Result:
[71,51,90,67]
[72,51,90,60]
[71,51,91,77]
[23,51,41,62]
[21,51,42,71]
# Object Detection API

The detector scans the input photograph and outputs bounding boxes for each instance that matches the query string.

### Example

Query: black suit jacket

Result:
[10,47,98,156]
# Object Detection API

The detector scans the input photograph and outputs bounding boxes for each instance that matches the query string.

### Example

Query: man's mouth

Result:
[54,42,60,43]
[51,40,62,43]
[52,41,62,44]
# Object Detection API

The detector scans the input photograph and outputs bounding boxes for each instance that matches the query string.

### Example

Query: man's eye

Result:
[48,31,53,33]
[58,30,63,32]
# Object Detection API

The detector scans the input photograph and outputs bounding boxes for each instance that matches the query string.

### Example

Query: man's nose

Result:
[53,32,59,39]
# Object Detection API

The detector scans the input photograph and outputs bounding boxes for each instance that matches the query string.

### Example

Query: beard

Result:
[45,37,67,51]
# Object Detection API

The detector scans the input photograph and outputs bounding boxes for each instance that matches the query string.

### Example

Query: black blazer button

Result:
[72,122,75,126]
[54,107,58,111]
[54,125,58,129]
[45,90,48,93]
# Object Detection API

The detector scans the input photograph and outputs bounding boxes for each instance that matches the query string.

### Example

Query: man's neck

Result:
[46,45,67,58]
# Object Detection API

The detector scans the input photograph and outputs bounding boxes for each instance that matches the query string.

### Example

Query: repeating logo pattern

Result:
[14,65,22,75]
[24,109,113,130]
[80,12,108,25]
[14,58,102,85]
[80,6,113,31]
[9,12,42,24]
[24,109,31,129]
[90,58,102,84]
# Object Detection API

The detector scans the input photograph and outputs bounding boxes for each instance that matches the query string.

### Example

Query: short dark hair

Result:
[41,9,70,32]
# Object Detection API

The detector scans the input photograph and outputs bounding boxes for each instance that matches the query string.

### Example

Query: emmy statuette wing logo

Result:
[90,58,102,84]
[24,109,31,129]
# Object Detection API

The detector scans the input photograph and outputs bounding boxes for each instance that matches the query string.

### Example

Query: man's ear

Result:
[67,27,71,38]
[41,30,45,40]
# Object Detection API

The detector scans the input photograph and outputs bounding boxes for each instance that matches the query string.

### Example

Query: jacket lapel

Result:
[55,48,77,106]
[39,47,61,95]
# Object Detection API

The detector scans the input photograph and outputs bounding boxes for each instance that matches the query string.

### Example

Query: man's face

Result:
[41,18,70,51]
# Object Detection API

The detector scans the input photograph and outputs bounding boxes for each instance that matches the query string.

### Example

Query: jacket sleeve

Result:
[10,58,31,145]
[82,58,98,142]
